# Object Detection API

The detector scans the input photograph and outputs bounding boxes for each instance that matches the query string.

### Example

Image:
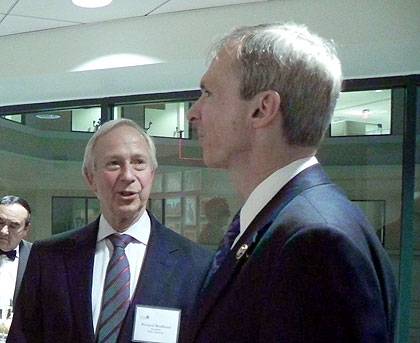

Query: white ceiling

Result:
[0,0,266,36]
[0,0,419,107]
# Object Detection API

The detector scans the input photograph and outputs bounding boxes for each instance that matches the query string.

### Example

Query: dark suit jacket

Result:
[7,212,212,343]
[188,164,398,343]
[13,240,32,308]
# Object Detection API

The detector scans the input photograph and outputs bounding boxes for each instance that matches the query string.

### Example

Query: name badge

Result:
[132,305,181,343]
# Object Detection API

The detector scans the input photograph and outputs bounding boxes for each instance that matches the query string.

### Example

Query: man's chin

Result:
[0,243,12,251]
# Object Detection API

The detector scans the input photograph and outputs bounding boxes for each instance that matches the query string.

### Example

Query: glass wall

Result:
[0,76,419,341]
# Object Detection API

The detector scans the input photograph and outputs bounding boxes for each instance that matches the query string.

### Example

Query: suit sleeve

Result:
[259,225,390,343]
[7,243,43,343]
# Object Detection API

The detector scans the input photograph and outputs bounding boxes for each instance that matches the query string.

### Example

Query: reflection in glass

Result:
[0,107,101,132]
[52,197,100,234]
[331,90,391,136]
[114,101,192,138]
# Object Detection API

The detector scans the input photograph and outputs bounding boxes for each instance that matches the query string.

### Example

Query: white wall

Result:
[0,0,419,106]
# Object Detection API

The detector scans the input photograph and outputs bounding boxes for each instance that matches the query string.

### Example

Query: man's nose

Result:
[120,164,136,181]
[187,100,201,124]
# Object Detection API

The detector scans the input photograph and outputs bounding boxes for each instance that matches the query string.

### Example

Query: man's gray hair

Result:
[82,118,158,177]
[211,23,342,147]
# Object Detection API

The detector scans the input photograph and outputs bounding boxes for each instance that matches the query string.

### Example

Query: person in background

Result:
[198,197,231,247]
[8,119,212,343]
[0,196,32,338]
[187,23,397,342]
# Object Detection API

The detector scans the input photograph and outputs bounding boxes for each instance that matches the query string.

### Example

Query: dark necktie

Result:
[0,249,17,261]
[97,234,134,343]
[203,212,241,288]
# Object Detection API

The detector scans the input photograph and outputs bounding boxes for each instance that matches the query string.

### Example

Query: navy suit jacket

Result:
[8,212,212,342]
[188,165,398,343]
[13,240,32,308]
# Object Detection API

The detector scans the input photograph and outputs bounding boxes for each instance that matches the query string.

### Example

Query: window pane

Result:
[114,101,192,138]
[71,107,101,132]
[331,89,391,136]
[0,107,101,132]
[3,114,22,123]
[412,85,420,342]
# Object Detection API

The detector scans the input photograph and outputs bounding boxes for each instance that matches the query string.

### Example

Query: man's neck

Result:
[229,146,316,201]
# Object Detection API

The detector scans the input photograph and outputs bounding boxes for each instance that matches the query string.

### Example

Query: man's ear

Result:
[250,90,281,128]
[24,222,32,236]
[84,171,97,194]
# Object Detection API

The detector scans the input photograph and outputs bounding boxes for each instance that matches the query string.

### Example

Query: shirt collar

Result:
[241,156,318,233]
[97,211,151,246]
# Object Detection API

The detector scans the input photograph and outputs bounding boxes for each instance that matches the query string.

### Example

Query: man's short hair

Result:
[0,195,32,225]
[211,23,342,147]
[82,118,158,177]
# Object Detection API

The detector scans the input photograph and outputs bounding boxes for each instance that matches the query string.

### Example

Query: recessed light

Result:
[36,114,61,120]
[72,0,112,8]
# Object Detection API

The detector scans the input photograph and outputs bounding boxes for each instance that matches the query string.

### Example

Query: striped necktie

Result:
[203,212,241,288]
[97,234,133,342]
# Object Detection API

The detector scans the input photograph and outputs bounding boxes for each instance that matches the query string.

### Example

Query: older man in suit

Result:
[8,119,212,342]
[0,195,32,310]
[187,23,398,342]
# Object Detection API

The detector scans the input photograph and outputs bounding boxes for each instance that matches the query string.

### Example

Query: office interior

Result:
[0,0,419,342]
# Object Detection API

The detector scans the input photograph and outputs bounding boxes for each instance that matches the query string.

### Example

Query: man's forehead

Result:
[0,204,27,221]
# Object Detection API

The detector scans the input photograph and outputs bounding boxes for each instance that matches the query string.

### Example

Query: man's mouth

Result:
[118,191,138,198]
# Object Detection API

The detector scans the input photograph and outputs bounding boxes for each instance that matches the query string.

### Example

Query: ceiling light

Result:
[71,54,163,72]
[36,114,61,120]
[72,0,112,8]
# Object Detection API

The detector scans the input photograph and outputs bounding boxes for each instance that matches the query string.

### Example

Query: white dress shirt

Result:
[0,247,19,308]
[233,156,319,248]
[91,212,151,333]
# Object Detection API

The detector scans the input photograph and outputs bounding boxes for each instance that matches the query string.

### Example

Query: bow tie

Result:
[0,249,17,261]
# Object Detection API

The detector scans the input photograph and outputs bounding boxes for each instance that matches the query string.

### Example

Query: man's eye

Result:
[105,161,120,169]
[132,160,146,170]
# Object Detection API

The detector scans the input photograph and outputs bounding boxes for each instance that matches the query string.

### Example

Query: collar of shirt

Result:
[97,212,151,246]
[235,156,318,247]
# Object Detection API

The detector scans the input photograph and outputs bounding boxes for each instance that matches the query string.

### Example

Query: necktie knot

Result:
[108,234,133,250]
[0,249,17,261]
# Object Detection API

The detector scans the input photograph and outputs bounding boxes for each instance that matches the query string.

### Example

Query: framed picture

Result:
[165,197,181,217]
[352,200,386,244]
[183,169,202,191]
[164,172,182,192]
[184,196,197,226]
[52,196,98,235]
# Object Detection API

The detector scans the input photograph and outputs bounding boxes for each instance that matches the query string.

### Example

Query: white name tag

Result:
[132,305,181,343]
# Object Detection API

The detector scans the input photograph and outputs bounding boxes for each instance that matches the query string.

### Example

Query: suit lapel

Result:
[131,214,179,305]
[13,240,31,306]
[63,220,99,342]
[194,164,332,335]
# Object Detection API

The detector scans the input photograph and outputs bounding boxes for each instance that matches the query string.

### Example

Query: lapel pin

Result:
[236,244,249,260]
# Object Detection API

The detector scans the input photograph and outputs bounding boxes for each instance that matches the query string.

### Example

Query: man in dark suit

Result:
[0,195,32,309]
[8,119,212,342]
[187,23,398,342]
